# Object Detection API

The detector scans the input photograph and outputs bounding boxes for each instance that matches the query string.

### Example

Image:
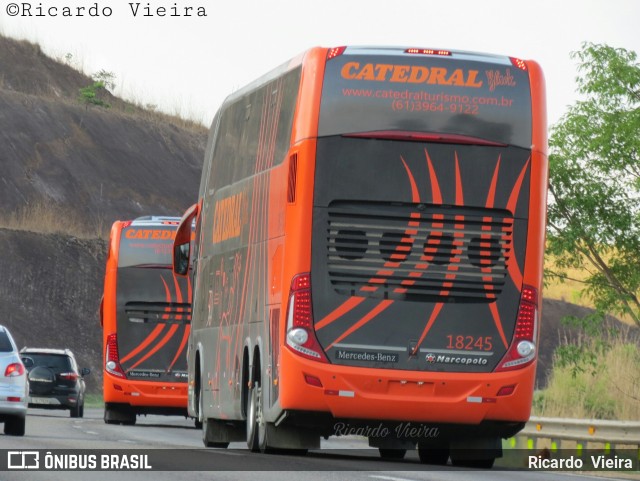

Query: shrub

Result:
[533,334,640,420]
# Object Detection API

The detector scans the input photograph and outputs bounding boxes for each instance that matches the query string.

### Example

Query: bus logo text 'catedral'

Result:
[213,191,248,243]
[341,62,483,87]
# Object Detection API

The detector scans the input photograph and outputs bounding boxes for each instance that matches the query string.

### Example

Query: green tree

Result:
[547,43,640,327]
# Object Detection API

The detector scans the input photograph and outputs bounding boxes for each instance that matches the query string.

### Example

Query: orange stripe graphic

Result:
[316,296,366,331]
[425,149,442,203]
[326,300,394,350]
[411,302,444,355]
[485,155,501,208]
[505,157,530,290]
[127,324,179,372]
[489,300,509,349]
[120,324,165,364]
[454,153,464,206]
[168,325,190,372]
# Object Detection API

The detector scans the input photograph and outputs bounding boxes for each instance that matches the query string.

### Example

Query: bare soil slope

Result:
[0,228,105,393]
[0,35,205,229]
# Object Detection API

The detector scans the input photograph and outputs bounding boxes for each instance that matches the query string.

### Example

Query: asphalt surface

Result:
[0,408,633,481]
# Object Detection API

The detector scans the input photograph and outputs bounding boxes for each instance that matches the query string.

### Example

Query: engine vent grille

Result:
[326,203,513,303]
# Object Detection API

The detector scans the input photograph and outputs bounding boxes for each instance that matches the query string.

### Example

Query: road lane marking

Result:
[370,476,418,481]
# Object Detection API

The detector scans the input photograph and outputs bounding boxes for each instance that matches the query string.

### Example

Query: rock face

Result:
[0,228,106,393]
[0,83,205,230]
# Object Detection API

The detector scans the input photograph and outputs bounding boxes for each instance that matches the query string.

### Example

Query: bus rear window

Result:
[118,226,176,268]
[318,53,532,148]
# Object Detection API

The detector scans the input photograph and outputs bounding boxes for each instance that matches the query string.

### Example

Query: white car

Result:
[0,325,27,436]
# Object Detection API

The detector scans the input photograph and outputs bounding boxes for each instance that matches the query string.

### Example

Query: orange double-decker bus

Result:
[101,216,192,425]
[173,46,547,467]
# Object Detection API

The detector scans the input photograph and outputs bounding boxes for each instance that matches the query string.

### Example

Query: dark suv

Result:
[20,348,90,418]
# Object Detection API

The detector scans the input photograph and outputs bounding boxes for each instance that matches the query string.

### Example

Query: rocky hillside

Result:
[0,35,205,230]
[0,229,106,393]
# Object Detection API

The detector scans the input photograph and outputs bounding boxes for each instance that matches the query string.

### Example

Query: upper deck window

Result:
[319,52,532,148]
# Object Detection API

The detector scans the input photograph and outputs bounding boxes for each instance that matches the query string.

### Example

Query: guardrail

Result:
[512,416,640,451]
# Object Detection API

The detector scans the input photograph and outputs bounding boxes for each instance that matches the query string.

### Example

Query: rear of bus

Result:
[280,47,547,453]
[102,217,191,424]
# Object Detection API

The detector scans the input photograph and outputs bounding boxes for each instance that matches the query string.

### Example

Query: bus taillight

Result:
[285,273,328,363]
[405,48,452,56]
[510,57,527,71]
[105,333,127,378]
[495,285,538,372]
[327,46,346,60]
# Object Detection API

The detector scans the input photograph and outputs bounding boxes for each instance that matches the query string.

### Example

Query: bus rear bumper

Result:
[103,373,188,409]
[279,349,535,428]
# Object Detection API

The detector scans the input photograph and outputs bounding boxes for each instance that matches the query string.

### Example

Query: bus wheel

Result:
[104,404,136,425]
[378,448,406,460]
[246,381,263,452]
[196,381,204,430]
[449,437,499,469]
[418,445,449,465]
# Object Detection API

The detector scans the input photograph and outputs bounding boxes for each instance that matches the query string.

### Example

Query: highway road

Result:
[0,408,632,481]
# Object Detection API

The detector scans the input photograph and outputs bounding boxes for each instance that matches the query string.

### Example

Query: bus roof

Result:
[340,46,513,64]
[218,45,517,109]
[128,216,181,227]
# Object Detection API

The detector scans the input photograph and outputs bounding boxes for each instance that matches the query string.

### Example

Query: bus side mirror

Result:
[174,242,190,276]
[173,202,199,277]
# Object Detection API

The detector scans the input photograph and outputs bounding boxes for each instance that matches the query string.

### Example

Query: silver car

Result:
[0,325,27,436]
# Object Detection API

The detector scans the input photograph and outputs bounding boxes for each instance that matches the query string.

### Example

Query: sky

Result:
[0,0,638,127]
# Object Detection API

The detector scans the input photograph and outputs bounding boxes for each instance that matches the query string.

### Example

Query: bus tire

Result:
[104,403,136,425]
[418,445,449,465]
[378,448,406,460]
[197,377,203,429]
[246,381,263,452]
[449,437,499,469]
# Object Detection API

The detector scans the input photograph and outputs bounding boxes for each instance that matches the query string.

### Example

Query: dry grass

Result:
[0,33,208,133]
[128,100,208,131]
[533,335,640,420]
[0,202,107,239]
